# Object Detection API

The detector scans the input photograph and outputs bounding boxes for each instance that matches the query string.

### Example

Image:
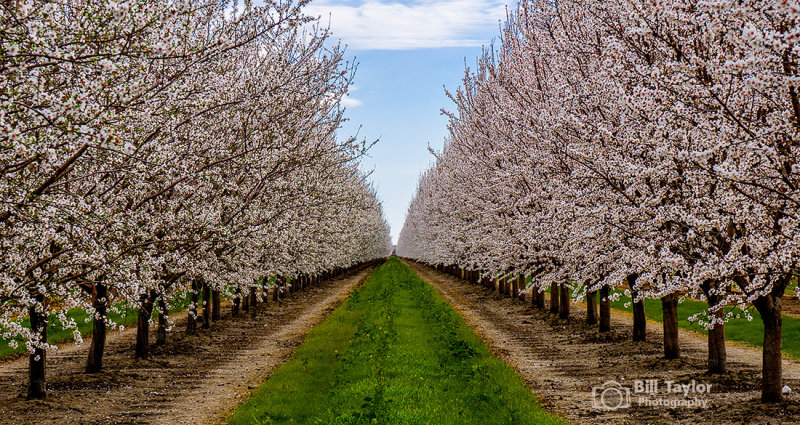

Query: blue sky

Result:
[305,0,508,243]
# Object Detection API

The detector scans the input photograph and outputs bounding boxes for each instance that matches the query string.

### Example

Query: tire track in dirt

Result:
[404,260,800,425]
[0,265,376,425]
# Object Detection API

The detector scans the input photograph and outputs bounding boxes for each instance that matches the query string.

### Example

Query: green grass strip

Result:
[604,292,800,359]
[0,295,190,359]
[229,257,562,425]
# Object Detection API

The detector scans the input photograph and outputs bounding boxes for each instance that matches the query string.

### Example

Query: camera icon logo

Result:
[592,380,631,410]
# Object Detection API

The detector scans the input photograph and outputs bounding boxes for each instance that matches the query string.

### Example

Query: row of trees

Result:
[398,0,798,403]
[1,0,391,398]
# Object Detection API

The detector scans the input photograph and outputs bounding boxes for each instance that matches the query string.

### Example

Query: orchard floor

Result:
[0,266,375,425]
[404,260,800,425]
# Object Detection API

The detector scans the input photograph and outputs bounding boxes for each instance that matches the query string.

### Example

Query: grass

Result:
[600,290,800,359]
[0,294,190,359]
[229,257,562,425]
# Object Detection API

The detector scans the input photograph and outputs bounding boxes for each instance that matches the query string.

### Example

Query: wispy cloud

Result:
[306,0,506,50]
[341,96,363,107]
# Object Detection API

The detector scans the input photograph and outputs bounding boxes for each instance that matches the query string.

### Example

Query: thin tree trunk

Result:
[536,285,545,308]
[211,289,221,321]
[559,283,570,319]
[511,275,520,300]
[249,290,257,314]
[86,283,108,373]
[202,282,211,329]
[232,288,240,316]
[550,282,559,314]
[599,285,611,333]
[156,298,167,346]
[628,274,646,342]
[27,294,47,399]
[242,289,250,312]
[661,294,680,359]
[273,277,280,301]
[702,280,726,374]
[135,291,155,359]
[187,279,199,334]
[754,288,786,403]
[586,284,598,325]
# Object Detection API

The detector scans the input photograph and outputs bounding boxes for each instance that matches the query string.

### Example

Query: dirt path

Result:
[0,266,375,425]
[404,260,800,425]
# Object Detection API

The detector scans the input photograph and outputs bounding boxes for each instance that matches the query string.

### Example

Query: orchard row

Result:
[398,0,798,403]
[0,0,391,399]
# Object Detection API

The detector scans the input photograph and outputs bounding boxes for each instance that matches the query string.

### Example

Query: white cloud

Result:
[341,96,363,107]
[306,0,507,50]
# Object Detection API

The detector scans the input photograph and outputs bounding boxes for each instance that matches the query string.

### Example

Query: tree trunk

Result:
[243,289,250,312]
[599,285,610,333]
[511,276,520,300]
[156,298,167,346]
[86,283,108,373]
[702,280,726,374]
[211,289,221,321]
[550,282,559,314]
[232,288,241,316]
[754,289,785,403]
[628,274,646,342]
[135,291,155,359]
[273,277,280,301]
[27,294,47,399]
[249,290,257,314]
[187,280,198,334]
[661,294,680,359]
[281,279,287,299]
[586,285,598,325]
[559,283,570,319]
[262,279,269,303]
[202,282,211,329]
[536,286,545,308]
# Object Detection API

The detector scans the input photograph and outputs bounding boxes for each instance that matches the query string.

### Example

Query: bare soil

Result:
[404,260,800,425]
[0,266,374,425]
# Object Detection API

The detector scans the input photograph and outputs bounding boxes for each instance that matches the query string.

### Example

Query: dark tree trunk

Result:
[232,288,240,316]
[187,279,199,334]
[135,291,155,359]
[156,298,167,346]
[262,279,269,304]
[535,286,545,308]
[511,276,520,300]
[702,280,726,374]
[273,277,280,301]
[211,289,221,321]
[586,284,598,325]
[628,274,646,342]
[281,279,287,299]
[661,294,680,359]
[242,289,250,312]
[550,282,559,314]
[27,294,47,399]
[599,285,611,333]
[559,283,570,319]
[753,286,786,403]
[249,290,257,314]
[86,283,108,373]
[202,282,211,329]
